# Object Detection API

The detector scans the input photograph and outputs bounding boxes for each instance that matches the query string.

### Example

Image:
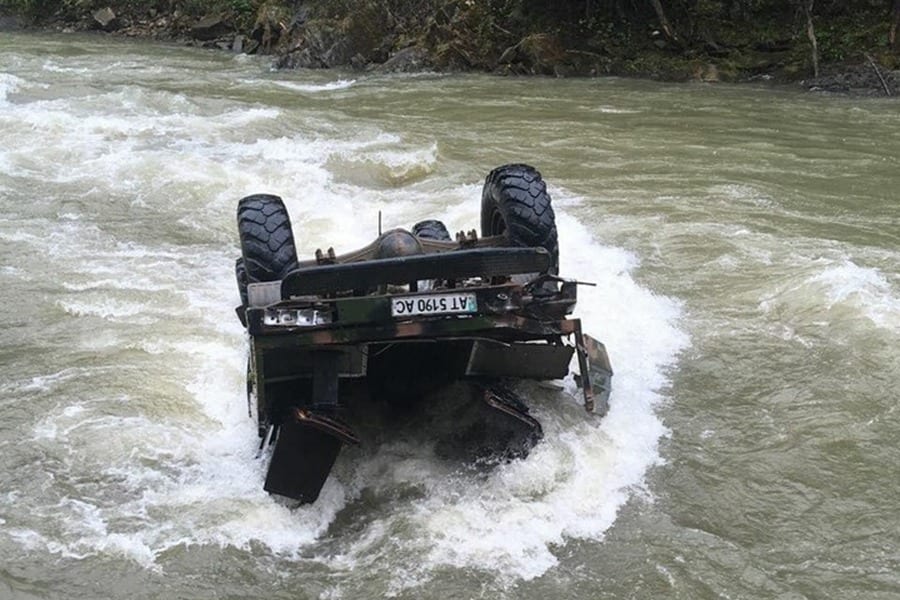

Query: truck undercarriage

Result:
[234,164,612,503]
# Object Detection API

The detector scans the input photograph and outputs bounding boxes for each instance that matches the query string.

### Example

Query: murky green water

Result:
[1,32,898,599]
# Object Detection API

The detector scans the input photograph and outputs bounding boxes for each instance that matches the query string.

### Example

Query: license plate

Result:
[391,293,477,317]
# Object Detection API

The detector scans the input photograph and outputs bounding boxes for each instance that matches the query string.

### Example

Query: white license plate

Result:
[391,293,477,317]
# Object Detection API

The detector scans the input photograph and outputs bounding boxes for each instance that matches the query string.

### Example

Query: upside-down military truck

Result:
[234,164,612,503]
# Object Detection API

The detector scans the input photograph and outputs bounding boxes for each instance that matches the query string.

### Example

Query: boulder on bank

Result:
[0,15,21,31]
[802,63,897,96]
[496,33,569,76]
[276,19,351,68]
[191,14,232,41]
[369,46,431,73]
[92,7,120,32]
[276,7,392,70]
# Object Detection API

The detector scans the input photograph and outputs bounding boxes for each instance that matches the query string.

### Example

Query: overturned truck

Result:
[234,164,612,503]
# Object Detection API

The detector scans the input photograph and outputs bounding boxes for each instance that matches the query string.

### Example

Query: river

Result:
[1,32,898,600]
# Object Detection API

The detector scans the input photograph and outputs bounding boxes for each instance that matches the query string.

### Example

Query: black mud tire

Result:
[412,219,452,241]
[480,164,558,274]
[237,194,299,285]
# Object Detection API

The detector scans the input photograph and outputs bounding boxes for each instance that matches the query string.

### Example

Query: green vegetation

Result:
[2,0,898,81]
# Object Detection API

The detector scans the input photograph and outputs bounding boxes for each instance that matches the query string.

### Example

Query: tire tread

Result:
[236,194,299,285]
[481,164,558,272]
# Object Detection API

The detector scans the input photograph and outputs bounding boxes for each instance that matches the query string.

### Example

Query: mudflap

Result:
[264,409,359,503]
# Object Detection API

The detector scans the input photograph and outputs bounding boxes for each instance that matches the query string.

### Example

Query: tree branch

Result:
[802,0,819,78]
[648,0,679,43]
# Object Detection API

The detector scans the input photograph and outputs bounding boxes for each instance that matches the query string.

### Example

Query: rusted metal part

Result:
[315,247,337,265]
[292,409,360,445]
[483,388,541,431]
[480,384,543,447]
[456,229,479,247]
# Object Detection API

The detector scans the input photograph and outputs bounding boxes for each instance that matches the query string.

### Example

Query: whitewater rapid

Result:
[0,49,689,592]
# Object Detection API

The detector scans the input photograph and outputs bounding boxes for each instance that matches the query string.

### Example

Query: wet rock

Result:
[495,34,571,75]
[370,46,431,74]
[553,63,574,78]
[233,34,244,53]
[92,7,119,32]
[277,20,350,69]
[276,7,390,70]
[693,63,720,82]
[191,14,231,41]
[350,53,368,70]
[0,15,21,31]
[802,63,897,96]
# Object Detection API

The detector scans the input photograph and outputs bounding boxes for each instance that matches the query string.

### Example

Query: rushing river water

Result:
[1,32,898,600]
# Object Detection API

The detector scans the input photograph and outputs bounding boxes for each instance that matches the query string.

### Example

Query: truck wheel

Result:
[237,194,299,284]
[481,164,558,274]
[412,219,452,241]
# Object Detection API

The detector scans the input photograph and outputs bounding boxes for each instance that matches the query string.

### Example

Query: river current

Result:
[0,33,898,600]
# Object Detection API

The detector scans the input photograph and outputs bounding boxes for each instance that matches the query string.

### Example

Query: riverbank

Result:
[1,1,897,95]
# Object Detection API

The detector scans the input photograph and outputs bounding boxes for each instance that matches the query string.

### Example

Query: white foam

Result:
[0,72,24,103]
[811,261,899,330]
[380,212,689,586]
[18,192,686,586]
[0,54,689,587]
[57,297,156,322]
[760,258,899,333]
[270,78,357,93]
[594,106,640,114]
[41,60,90,74]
